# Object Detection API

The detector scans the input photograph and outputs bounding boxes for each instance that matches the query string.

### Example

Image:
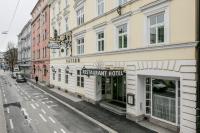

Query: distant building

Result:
[17,20,32,77]
[31,0,50,83]
[0,51,5,69]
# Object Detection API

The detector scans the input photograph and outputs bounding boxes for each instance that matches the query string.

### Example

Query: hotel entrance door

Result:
[112,76,126,103]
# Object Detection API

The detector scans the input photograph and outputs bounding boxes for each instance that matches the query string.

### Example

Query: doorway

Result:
[112,76,126,103]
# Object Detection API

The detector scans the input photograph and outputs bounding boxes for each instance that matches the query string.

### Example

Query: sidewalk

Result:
[0,70,8,133]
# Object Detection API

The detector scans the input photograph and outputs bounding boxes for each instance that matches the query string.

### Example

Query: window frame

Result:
[76,7,84,25]
[96,31,105,52]
[148,12,165,45]
[58,68,61,82]
[142,2,169,47]
[76,37,84,55]
[77,70,84,88]
[97,0,104,16]
[117,23,128,49]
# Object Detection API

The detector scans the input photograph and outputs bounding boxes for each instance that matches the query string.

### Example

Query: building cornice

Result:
[50,42,198,61]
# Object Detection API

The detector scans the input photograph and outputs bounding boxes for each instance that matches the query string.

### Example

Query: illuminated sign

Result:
[81,68,124,77]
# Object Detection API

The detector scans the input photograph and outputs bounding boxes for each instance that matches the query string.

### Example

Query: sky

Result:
[0,0,38,52]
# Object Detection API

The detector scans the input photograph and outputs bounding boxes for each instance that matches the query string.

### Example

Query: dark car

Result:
[16,74,27,83]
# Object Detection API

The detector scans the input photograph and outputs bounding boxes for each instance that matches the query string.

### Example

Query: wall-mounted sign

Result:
[81,68,125,77]
[127,93,135,106]
[66,57,80,63]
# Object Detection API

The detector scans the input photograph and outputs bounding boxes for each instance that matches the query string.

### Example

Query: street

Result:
[0,70,108,133]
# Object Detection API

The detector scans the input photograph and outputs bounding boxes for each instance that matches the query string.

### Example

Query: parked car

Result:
[16,74,27,83]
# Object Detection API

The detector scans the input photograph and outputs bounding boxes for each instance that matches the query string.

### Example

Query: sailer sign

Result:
[81,68,125,77]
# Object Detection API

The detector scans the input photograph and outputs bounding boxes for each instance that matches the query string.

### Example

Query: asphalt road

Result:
[0,71,108,133]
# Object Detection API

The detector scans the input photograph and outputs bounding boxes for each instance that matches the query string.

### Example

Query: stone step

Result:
[100,101,126,116]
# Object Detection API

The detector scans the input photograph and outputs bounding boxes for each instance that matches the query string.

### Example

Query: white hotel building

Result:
[48,0,199,132]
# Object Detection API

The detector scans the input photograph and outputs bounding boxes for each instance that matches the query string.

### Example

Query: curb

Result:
[27,81,118,133]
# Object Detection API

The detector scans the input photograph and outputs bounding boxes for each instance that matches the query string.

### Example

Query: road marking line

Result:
[40,97,49,101]
[35,103,39,107]
[39,114,47,122]
[60,129,66,133]
[42,102,45,104]
[3,93,5,97]
[7,108,10,114]
[25,97,28,100]
[30,82,118,133]
[47,105,57,108]
[31,99,35,102]
[4,98,7,103]
[31,104,36,109]
[54,131,57,133]
[46,101,53,104]
[9,119,14,129]
[49,117,56,123]
[41,109,46,114]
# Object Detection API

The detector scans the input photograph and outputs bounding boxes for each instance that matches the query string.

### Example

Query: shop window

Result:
[145,77,179,124]
[145,78,151,115]
[58,69,61,82]
[65,72,68,84]
[77,70,84,87]
[53,72,55,80]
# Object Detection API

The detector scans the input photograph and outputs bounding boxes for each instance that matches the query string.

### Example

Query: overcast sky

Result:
[0,0,38,52]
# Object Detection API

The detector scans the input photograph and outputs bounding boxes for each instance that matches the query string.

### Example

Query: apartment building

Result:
[17,20,32,77]
[31,0,50,83]
[48,0,199,132]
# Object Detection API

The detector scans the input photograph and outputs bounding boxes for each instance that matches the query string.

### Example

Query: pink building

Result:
[31,0,50,83]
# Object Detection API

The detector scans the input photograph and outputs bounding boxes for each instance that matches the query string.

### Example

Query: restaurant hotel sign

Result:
[81,68,125,77]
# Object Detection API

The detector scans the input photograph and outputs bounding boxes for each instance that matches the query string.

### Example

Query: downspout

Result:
[196,0,200,132]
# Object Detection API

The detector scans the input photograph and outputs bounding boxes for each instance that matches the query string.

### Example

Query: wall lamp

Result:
[65,66,72,75]
[51,66,56,73]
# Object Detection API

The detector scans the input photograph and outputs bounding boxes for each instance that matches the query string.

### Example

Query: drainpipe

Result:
[196,0,200,132]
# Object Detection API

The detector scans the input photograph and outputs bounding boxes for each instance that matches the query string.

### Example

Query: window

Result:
[77,7,84,25]
[97,0,104,16]
[65,17,69,32]
[117,24,128,49]
[77,38,84,55]
[44,66,47,76]
[65,0,68,7]
[53,7,55,17]
[58,69,61,82]
[77,70,84,87]
[119,0,127,5]
[53,72,55,80]
[145,77,180,124]
[65,72,68,84]
[97,31,104,51]
[149,12,165,44]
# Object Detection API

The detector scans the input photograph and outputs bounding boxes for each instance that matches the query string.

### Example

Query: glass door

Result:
[112,76,126,103]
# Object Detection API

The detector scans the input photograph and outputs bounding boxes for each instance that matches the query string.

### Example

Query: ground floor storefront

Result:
[19,61,32,78]
[50,59,196,133]
[32,60,50,83]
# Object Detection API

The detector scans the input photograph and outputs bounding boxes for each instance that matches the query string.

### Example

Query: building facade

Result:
[49,0,199,132]
[17,20,32,77]
[31,0,50,83]
[0,51,5,69]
